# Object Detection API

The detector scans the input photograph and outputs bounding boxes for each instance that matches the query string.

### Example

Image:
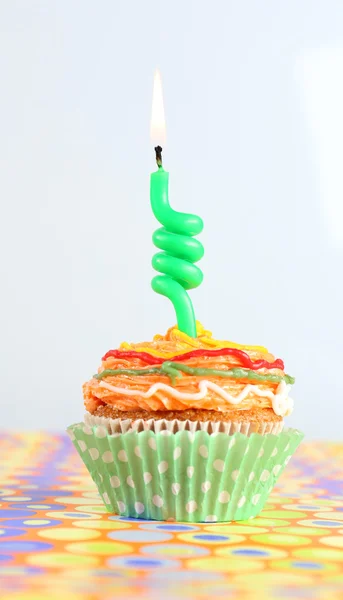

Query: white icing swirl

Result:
[99,379,293,417]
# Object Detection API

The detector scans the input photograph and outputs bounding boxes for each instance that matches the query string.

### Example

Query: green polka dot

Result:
[74,505,108,514]
[251,533,312,546]
[260,510,308,519]
[293,547,343,562]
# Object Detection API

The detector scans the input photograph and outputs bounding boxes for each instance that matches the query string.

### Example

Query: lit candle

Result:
[150,70,204,338]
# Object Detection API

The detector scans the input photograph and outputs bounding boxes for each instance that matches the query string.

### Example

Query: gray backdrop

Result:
[1,1,342,438]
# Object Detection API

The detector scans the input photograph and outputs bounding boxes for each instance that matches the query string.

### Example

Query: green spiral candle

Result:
[150,146,204,338]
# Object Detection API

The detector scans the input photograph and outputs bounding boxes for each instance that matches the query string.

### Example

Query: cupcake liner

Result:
[84,413,284,436]
[67,421,303,522]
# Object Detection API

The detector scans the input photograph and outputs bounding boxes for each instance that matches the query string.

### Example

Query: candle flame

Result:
[150,69,166,146]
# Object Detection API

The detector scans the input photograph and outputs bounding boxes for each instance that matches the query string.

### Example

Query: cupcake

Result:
[67,322,303,522]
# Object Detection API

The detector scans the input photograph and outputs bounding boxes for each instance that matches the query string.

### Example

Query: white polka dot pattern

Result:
[199,445,208,458]
[173,447,182,460]
[69,420,303,522]
[186,501,197,514]
[102,451,114,464]
[117,450,128,462]
[153,495,164,508]
[143,472,152,484]
[135,502,145,514]
[201,481,211,493]
[88,448,99,460]
[110,476,120,488]
[272,464,282,476]
[260,470,270,482]
[218,491,230,504]
[171,483,181,495]
[187,467,194,479]
[134,446,142,458]
[213,459,225,472]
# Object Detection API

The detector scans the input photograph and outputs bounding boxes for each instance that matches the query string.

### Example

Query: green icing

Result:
[94,368,161,380]
[95,362,295,385]
[162,362,295,385]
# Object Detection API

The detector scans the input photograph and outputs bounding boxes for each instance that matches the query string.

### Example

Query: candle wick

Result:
[154,145,163,168]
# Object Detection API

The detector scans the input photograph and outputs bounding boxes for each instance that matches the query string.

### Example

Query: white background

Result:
[1,1,342,438]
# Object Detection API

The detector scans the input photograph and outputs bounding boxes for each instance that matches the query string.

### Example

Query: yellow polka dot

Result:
[74,505,108,514]
[267,495,290,504]
[309,499,342,507]
[274,526,327,536]
[292,547,343,562]
[38,527,101,541]
[27,552,100,568]
[319,536,343,549]
[65,541,133,555]
[72,520,132,530]
[233,571,313,585]
[260,510,308,519]
[46,511,101,520]
[204,525,269,534]
[54,497,102,505]
[58,484,96,492]
[177,532,246,545]
[251,533,311,546]
[81,491,101,499]
[186,557,264,572]
[27,505,50,509]
[240,518,290,527]
[313,512,343,521]
[23,520,51,526]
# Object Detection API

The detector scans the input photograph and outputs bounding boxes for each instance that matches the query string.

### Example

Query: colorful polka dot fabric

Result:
[0,433,342,599]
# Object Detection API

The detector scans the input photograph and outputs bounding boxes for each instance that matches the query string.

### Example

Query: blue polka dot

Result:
[91,569,125,578]
[107,530,173,543]
[0,555,13,563]
[292,561,323,570]
[0,528,26,538]
[129,558,162,567]
[0,541,53,553]
[63,512,93,519]
[193,534,230,542]
[0,565,44,576]
[0,519,60,528]
[0,510,36,519]
[108,556,180,570]
[8,500,48,508]
[115,516,155,523]
[313,520,343,527]
[233,549,268,557]
[150,570,226,581]
[26,505,65,511]
[156,525,195,532]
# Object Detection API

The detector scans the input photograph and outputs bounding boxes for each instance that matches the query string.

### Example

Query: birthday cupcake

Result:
[67,72,303,521]
[67,322,303,522]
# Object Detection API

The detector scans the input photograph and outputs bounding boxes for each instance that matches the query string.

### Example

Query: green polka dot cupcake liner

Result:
[67,422,304,522]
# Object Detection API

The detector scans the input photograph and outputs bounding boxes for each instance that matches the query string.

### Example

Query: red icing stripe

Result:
[102,348,284,371]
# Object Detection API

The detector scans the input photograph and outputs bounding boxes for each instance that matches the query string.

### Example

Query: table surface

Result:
[0,433,342,599]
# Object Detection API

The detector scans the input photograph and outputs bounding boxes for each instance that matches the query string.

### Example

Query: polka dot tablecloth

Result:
[0,433,342,599]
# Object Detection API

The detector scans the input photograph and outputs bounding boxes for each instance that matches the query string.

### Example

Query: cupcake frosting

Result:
[83,323,294,417]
